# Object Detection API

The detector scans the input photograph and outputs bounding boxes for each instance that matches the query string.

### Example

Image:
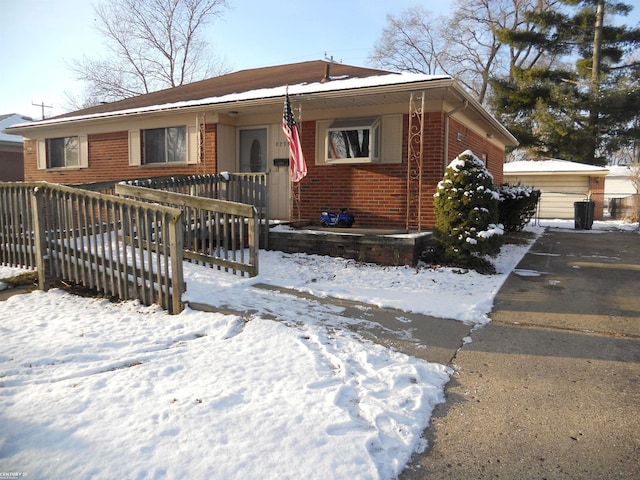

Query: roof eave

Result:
[447,83,519,147]
[6,76,517,147]
[504,169,609,176]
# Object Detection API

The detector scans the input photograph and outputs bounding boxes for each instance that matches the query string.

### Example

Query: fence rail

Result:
[115,184,259,277]
[1,182,185,314]
[0,182,39,269]
[80,173,269,247]
[606,193,639,220]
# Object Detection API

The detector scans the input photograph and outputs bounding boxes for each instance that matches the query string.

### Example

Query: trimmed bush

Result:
[497,184,541,232]
[432,150,504,273]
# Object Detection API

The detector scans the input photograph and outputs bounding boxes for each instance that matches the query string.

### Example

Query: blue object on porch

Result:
[320,209,355,227]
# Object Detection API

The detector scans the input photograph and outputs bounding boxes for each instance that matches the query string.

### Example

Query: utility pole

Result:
[32,101,52,120]
[589,0,605,165]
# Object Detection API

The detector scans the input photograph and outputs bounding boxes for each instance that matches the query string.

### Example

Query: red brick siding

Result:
[23,117,505,229]
[297,118,410,228]
[447,118,505,185]
[589,175,605,220]
[199,123,217,174]
[298,114,505,229]
[0,149,24,181]
[24,130,211,185]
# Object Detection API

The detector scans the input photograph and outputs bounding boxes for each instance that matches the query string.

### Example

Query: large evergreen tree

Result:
[491,0,640,165]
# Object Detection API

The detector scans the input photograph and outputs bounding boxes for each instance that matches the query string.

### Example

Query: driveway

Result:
[402,228,640,479]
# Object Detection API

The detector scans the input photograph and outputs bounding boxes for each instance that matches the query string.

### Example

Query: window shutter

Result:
[129,130,141,166]
[382,114,403,164]
[315,120,332,165]
[79,135,88,168]
[36,140,47,170]
[187,125,198,164]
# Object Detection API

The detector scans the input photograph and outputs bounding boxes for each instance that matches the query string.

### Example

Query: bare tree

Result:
[69,0,229,104]
[369,0,558,104]
[368,7,448,75]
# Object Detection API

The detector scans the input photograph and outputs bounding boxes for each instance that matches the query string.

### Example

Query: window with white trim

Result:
[326,117,380,164]
[143,126,186,164]
[47,136,79,168]
[37,135,88,170]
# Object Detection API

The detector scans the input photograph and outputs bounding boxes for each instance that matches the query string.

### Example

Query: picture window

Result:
[326,117,380,164]
[47,136,79,168]
[143,126,186,164]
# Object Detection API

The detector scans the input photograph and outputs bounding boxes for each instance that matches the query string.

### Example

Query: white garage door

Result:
[505,174,590,219]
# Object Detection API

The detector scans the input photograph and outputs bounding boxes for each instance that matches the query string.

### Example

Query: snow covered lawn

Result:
[0,221,633,479]
[1,291,452,479]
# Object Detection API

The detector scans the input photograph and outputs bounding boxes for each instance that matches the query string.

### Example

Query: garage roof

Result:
[504,159,609,175]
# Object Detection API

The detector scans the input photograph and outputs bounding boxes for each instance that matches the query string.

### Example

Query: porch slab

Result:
[267,225,432,266]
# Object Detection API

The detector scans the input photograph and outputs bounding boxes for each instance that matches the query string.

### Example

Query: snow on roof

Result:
[606,165,634,177]
[9,73,450,130]
[504,159,609,174]
[0,113,33,143]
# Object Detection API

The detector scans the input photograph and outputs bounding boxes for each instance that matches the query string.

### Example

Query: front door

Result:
[239,126,290,221]
[270,126,291,220]
[239,128,267,173]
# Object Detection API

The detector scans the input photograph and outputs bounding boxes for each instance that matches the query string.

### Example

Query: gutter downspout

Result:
[443,96,468,169]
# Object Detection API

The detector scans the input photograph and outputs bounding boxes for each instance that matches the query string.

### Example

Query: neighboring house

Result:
[7,60,517,230]
[605,165,638,220]
[0,113,32,181]
[605,165,637,198]
[504,158,608,220]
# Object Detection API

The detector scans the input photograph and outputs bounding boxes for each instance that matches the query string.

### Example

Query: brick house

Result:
[7,60,517,230]
[0,113,32,181]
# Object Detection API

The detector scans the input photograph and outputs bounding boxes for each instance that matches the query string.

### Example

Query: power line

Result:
[31,101,52,120]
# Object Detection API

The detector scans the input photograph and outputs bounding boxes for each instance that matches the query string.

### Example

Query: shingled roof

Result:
[57,60,392,119]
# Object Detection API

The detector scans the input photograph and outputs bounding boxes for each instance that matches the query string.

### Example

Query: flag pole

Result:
[294,102,302,225]
[286,85,293,224]
[282,85,307,226]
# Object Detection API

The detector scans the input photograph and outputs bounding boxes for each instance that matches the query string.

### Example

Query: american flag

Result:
[282,92,307,183]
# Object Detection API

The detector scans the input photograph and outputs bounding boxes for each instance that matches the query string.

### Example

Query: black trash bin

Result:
[574,201,595,230]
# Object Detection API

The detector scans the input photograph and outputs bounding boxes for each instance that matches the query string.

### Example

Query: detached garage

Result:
[504,159,608,220]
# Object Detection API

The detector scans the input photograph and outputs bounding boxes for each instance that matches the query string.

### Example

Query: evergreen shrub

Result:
[497,184,541,232]
[431,150,504,274]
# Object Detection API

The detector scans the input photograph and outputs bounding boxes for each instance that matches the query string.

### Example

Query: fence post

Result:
[30,186,47,290]
[249,206,259,277]
[168,211,185,314]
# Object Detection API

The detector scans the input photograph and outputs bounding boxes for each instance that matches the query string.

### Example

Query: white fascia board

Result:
[6,74,452,133]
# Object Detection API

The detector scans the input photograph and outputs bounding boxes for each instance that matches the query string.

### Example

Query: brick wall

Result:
[447,118,505,185]
[200,124,217,174]
[24,131,207,185]
[297,114,505,229]
[0,149,24,181]
[297,118,412,228]
[23,116,505,229]
[589,175,605,220]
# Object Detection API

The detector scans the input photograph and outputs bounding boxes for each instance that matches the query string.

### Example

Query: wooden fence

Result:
[0,182,39,269]
[115,184,259,277]
[1,182,185,314]
[608,194,639,220]
[82,173,269,247]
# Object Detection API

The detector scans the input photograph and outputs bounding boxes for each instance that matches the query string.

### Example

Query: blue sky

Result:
[1,0,638,120]
[1,0,444,119]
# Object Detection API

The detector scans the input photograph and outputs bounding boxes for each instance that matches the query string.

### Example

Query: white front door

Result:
[269,126,291,220]
[239,128,267,173]
[238,126,290,221]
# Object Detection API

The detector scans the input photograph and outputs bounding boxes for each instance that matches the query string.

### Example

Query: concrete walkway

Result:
[402,228,640,479]
[189,282,472,366]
